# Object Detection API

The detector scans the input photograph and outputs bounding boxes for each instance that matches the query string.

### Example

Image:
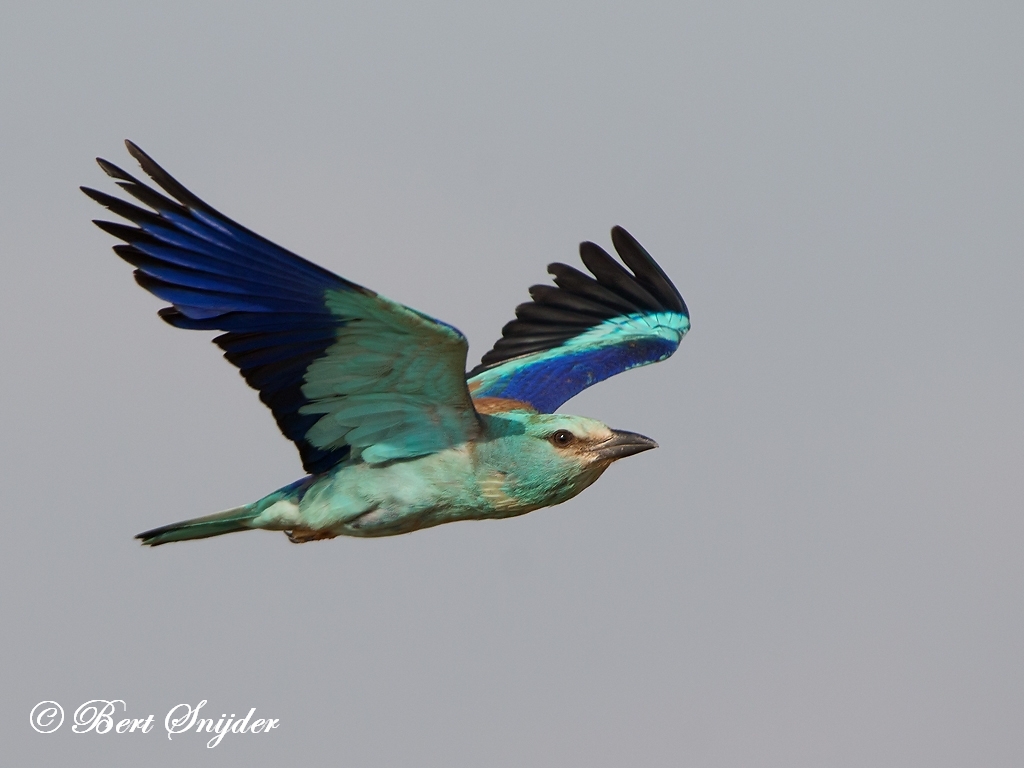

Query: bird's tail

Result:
[136,505,258,546]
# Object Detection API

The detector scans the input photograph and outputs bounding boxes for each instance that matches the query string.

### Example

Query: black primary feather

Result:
[468,227,688,378]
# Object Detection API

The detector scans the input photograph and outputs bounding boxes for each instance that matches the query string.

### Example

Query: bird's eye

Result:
[551,430,575,447]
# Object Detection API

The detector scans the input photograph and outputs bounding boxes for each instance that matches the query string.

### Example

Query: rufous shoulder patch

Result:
[471,396,538,414]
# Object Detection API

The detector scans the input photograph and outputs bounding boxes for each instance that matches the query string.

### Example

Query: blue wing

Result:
[467,227,690,413]
[83,141,479,474]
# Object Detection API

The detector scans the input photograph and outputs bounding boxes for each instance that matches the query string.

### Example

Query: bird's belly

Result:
[292,448,487,536]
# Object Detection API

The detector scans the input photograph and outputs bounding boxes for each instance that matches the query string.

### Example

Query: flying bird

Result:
[82,142,690,546]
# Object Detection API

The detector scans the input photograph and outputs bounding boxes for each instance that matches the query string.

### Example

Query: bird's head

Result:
[478,411,658,510]
[517,413,659,466]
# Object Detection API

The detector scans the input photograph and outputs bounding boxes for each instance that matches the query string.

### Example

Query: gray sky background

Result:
[2,2,1022,765]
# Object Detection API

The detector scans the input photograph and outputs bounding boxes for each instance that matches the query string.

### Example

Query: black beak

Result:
[595,429,659,461]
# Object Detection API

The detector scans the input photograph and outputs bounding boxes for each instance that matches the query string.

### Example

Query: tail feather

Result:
[136,505,258,546]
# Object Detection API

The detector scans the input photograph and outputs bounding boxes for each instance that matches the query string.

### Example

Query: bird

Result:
[82,141,691,546]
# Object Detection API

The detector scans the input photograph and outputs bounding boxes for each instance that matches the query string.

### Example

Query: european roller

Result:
[82,142,691,546]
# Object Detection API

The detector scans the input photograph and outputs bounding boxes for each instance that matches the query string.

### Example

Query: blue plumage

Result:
[466,229,690,412]
[85,142,453,474]
[470,335,681,413]
[83,142,691,544]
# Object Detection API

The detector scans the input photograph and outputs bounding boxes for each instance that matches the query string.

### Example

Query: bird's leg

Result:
[285,528,338,544]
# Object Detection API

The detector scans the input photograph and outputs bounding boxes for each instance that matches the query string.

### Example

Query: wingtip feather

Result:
[96,156,134,181]
[609,225,687,315]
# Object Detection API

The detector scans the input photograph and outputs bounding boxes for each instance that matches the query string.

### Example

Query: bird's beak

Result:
[595,429,659,461]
